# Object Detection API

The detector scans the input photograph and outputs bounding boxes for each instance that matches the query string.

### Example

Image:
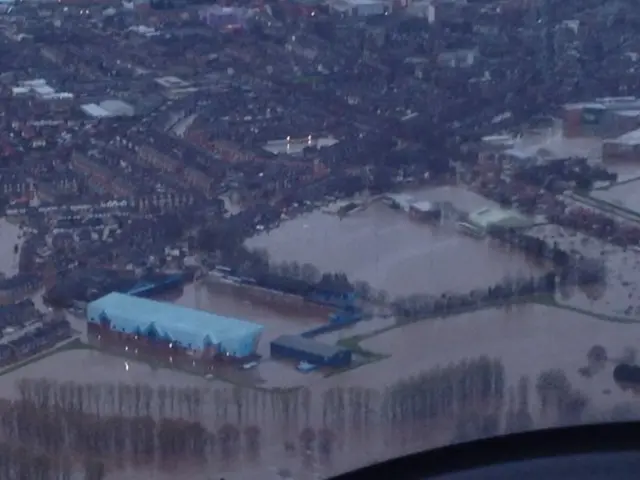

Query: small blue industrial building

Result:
[86,292,264,358]
[270,334,352,368]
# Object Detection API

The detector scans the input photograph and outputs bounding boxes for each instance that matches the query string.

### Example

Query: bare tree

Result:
[218,423,241,465]
[535,369,572,417]
[243,425,261,462]
[317,428,335,466]
[587,345,608,372]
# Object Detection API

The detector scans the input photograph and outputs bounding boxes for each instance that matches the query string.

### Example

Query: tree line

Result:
[198,220,608,323]
[1,360,593,477]
[491,227,606,284]
[389,218,604,321]
[389,272,557,321]
[201,242,359,299]
[380,357,505,447]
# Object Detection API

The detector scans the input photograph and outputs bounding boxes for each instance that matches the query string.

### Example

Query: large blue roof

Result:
[87,292,263,353]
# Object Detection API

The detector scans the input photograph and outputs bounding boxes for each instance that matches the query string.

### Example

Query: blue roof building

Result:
[86,292,263,358]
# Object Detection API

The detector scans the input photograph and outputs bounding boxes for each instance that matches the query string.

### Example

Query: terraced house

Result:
[0,274,41,305]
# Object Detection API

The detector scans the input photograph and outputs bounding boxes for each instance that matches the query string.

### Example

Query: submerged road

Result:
[564,192,640,227]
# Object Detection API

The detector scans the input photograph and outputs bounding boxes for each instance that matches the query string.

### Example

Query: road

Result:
[0,321,43,345]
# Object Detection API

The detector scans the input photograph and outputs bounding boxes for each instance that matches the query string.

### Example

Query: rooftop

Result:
[81,100,135,118]
[613,110,640,118]
[607,127,640,147]
[87,292,264,350]
[155,76,190,89]
[469,207,532,229]
[100,100,135,117]
[262,136,339,156]
[565,97,640,112]
[411,200,437,212]
[81,104,112,118]
[502,128,602,161]
[342,0,384,4]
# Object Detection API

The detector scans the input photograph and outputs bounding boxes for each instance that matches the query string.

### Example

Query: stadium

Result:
[86,292,264,361]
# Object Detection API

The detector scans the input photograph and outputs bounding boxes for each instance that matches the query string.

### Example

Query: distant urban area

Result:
[1,0,640,478]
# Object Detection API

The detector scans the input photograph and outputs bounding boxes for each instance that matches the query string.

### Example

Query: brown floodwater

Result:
[175,283,328,358]
[5,301,640,480]
[528,225,640,319]
[6,180,640,479]
[246,189,541,296]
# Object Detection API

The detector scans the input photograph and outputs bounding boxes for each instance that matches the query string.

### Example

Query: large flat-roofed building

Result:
[465,207,533,234]
[409,200,441,221]
[87,292,263,358]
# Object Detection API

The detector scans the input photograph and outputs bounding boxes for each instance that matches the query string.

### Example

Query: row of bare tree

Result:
[15,357,506,429]
[15,380,206,420]
[0,398,258,464]
[1,360,593,477]
[453,368,590,444]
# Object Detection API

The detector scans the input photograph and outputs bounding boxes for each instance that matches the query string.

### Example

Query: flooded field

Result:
[246,189,540,296]
[174,283,326,357]
[2,303,638,479]
[0,218,21,277]
[356,304,633,404]
[4,173,640,479]
[527,224,640,319]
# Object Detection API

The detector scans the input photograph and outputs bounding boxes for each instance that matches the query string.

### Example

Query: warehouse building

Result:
[458,207,533,238]
[469,207,532,230]
[409,200,441,222]
[271,335,352,368]
[87,292,263,359]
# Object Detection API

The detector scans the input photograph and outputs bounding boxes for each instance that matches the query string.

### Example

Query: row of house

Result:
[0,274,41,305]
[0,299,39,334]
[0,319,71,365]
[137,143,218,197]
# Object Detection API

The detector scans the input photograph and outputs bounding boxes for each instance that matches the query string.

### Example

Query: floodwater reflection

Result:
[3,299,640,479]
